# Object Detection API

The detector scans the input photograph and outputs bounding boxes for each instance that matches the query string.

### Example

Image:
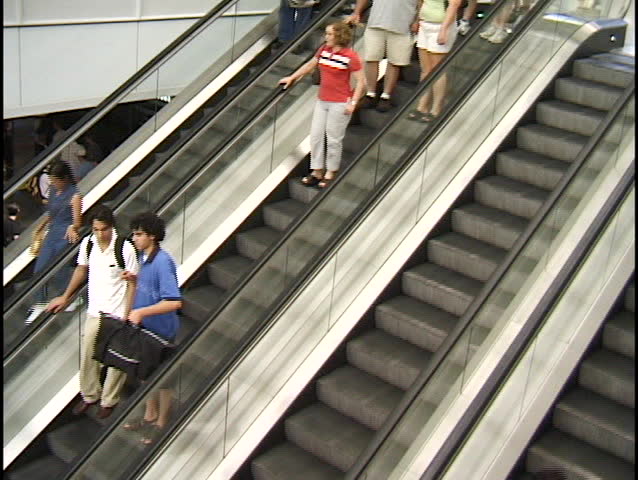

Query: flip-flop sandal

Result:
[407,110,425,120]
[409,111,436,123]
[140,424,164,445]
[123,417,156,432]
[301,175,322,186]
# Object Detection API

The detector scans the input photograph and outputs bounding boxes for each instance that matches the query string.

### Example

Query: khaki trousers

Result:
[80,314,127,407]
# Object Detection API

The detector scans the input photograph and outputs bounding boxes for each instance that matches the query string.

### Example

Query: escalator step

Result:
[375,295,458,353]
[263,198,307,232]
[516,123,587,164]
[316,365,403,431]
[7,454,67,480]
[252,442,341,480]
[46,417,101,464]
[553,387,634,463]
[535,100,606,137]
[288,177,322,205]
[285,403,373,472]
[495,148,568,191]
[625,283,634,312]
[526,430,633,479]
[572,56,635,88]
[603,310,635,359]
[346,329,431,391]
[236,226,283,261]
[207,255,254,291]
[427,231,507,283]
[451,202,527,251]
[182,284,225,323]
[554,76,624,111]
[402,262,482,318]
[474,176,549,220]
[578,349,635,409]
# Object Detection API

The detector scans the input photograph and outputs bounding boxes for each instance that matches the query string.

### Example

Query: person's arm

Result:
[346,0,370,24]
[279,56,319,89]
[121,243,140,320]
[46,265,88,312]
[438,0,462,44]
[129,300,182,325]
[65,193,82,243]
[346,69,366,114]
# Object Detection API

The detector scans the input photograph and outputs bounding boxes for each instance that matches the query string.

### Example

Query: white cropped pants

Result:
[310,100,352,172]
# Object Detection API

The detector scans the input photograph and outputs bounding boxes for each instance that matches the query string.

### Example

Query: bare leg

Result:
[143,391,159,422]
[382,63,401,96]
[155,389,173,428]
[428,52,448,116]
[365,61,379,94]
[462,0,479,21]
[416,48,435,113]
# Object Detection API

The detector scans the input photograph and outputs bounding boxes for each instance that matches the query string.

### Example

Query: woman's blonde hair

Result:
[328,21,353,47]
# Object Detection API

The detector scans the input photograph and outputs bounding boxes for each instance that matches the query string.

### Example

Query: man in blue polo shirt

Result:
[123,212,182,445]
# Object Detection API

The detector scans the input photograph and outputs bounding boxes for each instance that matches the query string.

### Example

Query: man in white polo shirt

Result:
[47,205,139,419]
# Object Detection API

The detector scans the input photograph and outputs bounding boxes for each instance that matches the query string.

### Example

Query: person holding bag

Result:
[121,212,182,445]
[279,21,366,188]
[46,205,139,419]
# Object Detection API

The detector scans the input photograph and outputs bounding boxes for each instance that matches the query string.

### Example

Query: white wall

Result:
[3,0,277,118]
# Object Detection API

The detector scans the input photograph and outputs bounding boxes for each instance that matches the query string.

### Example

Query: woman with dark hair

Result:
[28,160,83,320]
[279,21,366,188]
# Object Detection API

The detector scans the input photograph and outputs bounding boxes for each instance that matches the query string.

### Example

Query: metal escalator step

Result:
[7,455,67,480]
[402,262,482,317]
[263,198,307,232]
[591,52,636,67]
[208,295,267,341]
[252,442,341,480]
[46,417,102,464]
[496,148,569,191]
[346,329,431,391]
[375,295,458,353]
[317,365,403,431]
[475,175,549,220]
[516,123,587,164]
[236,226,283,261]
[603,310,635,359]
[526,430,633,479]
[343,125,375,154]
[625,283,634,312]
[285,403,373,472]
[535,100,606,137]
[553,387,635,463]
[555,76,624,111]
[578,349,635,409]
[207,255,254,291]
[427,232,507,283]
[182,284,225,323]
[288,177,322,204]
[452,202,527,251]
[573,57,635,88]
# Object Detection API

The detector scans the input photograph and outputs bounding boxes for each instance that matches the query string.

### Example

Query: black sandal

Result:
[123,417,156,432]
[317,176,335,189]
[140,424,164,445]
[301,174,322,186]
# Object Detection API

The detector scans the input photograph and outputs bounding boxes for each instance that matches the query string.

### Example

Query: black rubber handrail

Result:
[2,0,342,316]
[349,75,636,480]
[4,0,240,201]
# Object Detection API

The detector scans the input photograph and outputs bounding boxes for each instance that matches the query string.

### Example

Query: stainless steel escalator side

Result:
[439,190,634,480]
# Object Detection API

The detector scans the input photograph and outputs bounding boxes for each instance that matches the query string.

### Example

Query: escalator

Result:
[235,51,634,480]
[2,0,331,321]
[5,1,626,478]
[509,278,634,479]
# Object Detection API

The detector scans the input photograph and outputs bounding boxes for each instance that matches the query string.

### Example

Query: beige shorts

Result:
[363,27,414,66]
[416,21,458,54]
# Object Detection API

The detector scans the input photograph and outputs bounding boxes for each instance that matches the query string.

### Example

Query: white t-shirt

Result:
[77,231,139,318]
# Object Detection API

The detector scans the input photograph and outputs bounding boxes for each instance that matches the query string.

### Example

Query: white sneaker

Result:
[488,28,509,44]
[458,19,471,35]
[26,305,45,325]
[479,24,498,39]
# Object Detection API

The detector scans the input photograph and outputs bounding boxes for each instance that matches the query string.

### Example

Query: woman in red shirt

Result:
[280,22,366,188]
